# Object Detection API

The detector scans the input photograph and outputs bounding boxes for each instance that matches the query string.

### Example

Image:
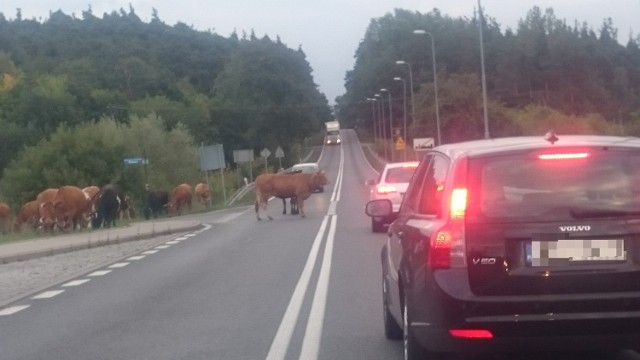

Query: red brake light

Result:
[376,185,397,194]
[449,329,494,339]
[538,152,589,160]
[450,188,467,220]
[428,156,468,270]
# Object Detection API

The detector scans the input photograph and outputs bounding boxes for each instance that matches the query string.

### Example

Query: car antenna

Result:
[544,130,559,145]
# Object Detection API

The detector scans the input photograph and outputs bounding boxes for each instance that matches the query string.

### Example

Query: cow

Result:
[167,183,193,216]
[36,188,58,232]
[0,202,10,233]
[92,184,123,229]
[51,186,92,232]
[81,186,101,228]
[119,195,133,220]
[13,200,39,232]
[194,182,211,207]
[254,171,329,220]
[143,190,169,220]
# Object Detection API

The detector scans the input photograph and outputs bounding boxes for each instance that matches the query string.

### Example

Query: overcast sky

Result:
[1,1,637,104]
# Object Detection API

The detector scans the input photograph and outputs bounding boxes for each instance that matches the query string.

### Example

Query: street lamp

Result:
[366,98,378,141]
[380,88,394,162]
[374,93,388,160]
[393,77,407,161]
[395,60,415,130]
[413,30,442,146]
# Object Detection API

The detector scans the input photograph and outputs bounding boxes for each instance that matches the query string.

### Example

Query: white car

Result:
[286,163,324,192]
[366,161,418,232]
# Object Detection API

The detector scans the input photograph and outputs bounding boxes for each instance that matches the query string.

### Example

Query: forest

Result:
[336,7,640,144]
[2,5,640,209]
[0,6,331,207]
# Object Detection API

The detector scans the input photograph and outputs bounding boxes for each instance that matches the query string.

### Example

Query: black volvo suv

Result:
[366,134,640,359]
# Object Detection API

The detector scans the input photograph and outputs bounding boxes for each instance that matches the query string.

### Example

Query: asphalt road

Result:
[0,130,639,360]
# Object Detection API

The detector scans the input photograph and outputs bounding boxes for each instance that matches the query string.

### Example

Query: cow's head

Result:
[311,171,329,187]
[38,202,56,232]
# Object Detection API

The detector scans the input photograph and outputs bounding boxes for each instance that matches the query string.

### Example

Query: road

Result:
[0,130,638,360]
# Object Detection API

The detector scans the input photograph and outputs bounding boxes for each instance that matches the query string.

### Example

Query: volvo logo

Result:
[559,225,591,232]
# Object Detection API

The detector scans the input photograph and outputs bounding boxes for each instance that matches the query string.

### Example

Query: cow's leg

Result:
[282,198,287,214]
[291,197,298,215]
[298,198,306,218]
[255,200,262,220]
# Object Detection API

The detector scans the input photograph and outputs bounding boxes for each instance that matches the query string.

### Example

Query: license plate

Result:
[525,239,626,267]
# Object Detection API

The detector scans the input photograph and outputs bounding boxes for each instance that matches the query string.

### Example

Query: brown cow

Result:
[81,186,101,228]
[0,202,10,233]
[194,182,211,207]
[52,186,92,232]
[36,188,58,232]
[167,183,193,216]
[255,171,329,220]
[13,200,39,232]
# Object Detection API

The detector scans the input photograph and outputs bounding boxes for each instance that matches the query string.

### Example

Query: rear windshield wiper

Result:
[569,208,640,219]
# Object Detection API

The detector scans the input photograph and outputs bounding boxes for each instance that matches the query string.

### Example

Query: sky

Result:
[1,1,637,104]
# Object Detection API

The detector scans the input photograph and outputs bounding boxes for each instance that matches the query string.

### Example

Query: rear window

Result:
[384,166,416,183]
[466,147,640,222]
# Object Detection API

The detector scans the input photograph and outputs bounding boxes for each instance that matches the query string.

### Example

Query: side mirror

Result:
[365,199,393,218]
[365,179,376,186]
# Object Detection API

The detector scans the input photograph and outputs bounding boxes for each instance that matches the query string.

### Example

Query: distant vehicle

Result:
[325,120,341,145]
[366,161,418,232]
[366,133,640,358]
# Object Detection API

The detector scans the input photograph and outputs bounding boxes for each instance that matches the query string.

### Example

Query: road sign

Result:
[260,148,271,158]
[395,137,406,151]
[275,146,284,158]
[413,137,434,150]
[123,157,148,165]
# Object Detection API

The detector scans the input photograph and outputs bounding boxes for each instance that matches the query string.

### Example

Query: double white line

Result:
[266,146,344,360]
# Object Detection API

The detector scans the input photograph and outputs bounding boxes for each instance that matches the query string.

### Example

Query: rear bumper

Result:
[413,323,640,353]
[409,269,640,353]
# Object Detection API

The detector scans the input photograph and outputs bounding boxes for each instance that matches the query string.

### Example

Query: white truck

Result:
[325,120,341,145]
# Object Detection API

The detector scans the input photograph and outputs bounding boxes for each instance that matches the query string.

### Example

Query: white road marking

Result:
[184,233,197,237]
[109,262,129,268]
[0,305,30,316]
[299,215,338,359]
[155,245,171,249]
[88,270,112,277]
[174,237,189,241]
[63,279,90,287]
[32,290,65,299]
[142,250,159,255]
[265,216,330,360]
[165,240,181,244]
[127,255,146,261]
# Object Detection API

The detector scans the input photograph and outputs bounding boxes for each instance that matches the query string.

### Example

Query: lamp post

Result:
[374,93,388,160]
[477,0,490,139]
[413,30,442,146]
[380,88,394,162]
[395,60,415,130]
[393,77,407,161]
[366,98,377,141]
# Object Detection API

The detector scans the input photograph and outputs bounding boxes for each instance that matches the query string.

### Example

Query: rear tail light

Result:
[428,157,468,269]
[449,329,494,339]
[376,185,397,194]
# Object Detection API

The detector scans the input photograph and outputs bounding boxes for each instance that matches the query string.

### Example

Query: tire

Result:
[383,276,403,340]
[372,218,385,233]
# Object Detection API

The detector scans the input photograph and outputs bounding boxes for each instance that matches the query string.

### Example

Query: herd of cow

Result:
[0,182,211,234]
[0,167,330,233]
